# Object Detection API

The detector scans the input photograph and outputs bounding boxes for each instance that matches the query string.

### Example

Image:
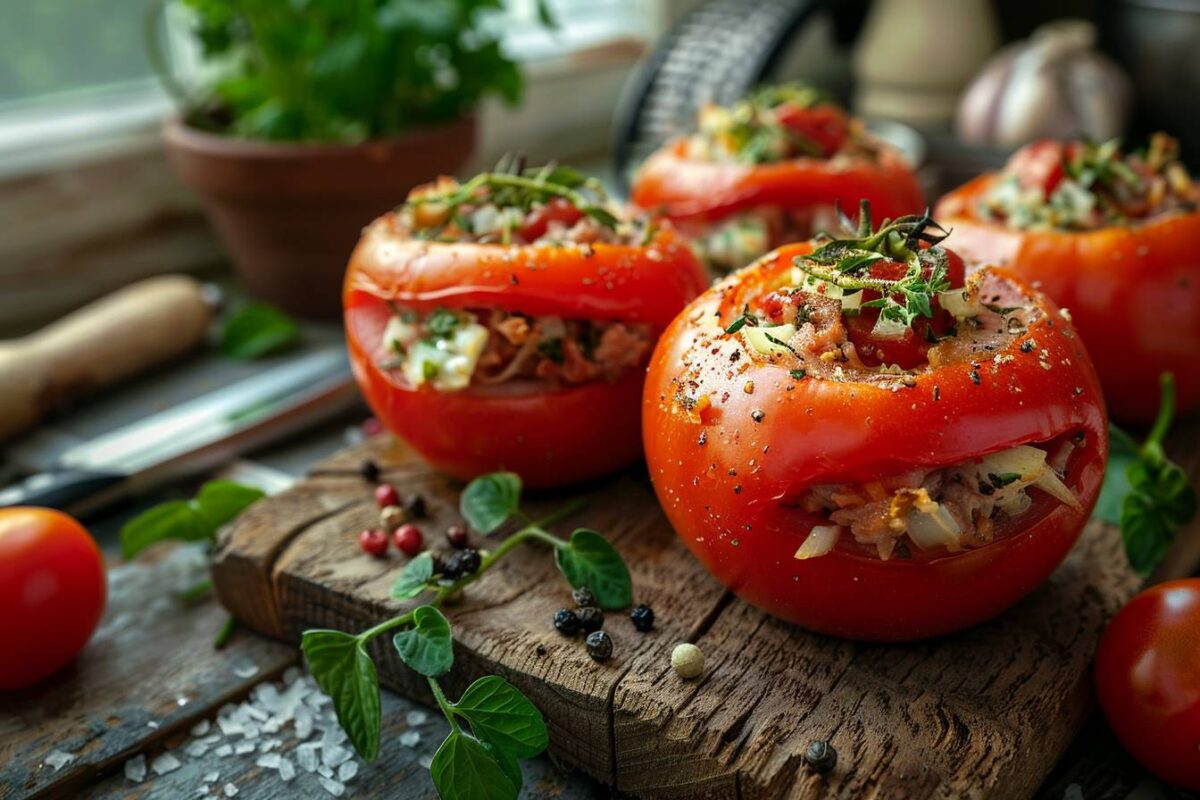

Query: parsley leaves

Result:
[1096,373,1197,575]
[793,201,952,332]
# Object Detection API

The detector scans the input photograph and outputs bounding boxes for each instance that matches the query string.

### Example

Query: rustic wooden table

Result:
[0,331,1189,800]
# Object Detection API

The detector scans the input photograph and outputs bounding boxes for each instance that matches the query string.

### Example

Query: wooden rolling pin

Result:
[0,275,215,440]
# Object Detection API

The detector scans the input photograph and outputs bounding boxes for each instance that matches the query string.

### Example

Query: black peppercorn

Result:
[585,630,613,661]
[630,604,655,632]
[405,493,428,519]
[535,643,547,657]
[804,740,837,775]
[443,548,480,578]
[359,458,381,483]
[446,524,469,549]
[572,586,596,608]
[577,606,604,634]
[553,608,580,636]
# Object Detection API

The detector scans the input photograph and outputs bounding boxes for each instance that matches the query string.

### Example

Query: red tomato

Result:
[630,137,924,229]
[0,508,106,690]
[1007,140,1068,194]
[775,103,849,158]
[642,243,1107,641]
[345,216,708,488]
[936,166,1200,424]
[841,252,966,369]
[518,198,584,242]
[1095,579,1200,790]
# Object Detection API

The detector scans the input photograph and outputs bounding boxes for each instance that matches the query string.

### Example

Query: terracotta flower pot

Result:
[163,116,477,318]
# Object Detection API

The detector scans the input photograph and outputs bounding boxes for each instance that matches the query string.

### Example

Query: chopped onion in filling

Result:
[796,442,1081,560]
[380,307,651,392]
[794,525,841,560]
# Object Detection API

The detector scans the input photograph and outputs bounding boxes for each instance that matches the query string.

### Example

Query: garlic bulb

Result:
[957,20,1132,147]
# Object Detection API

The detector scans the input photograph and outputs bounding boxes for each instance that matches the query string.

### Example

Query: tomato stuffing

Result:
[630,83,924,274]
[642,208,1107,640]
[936,133,1200,423]
[345,164,708,488]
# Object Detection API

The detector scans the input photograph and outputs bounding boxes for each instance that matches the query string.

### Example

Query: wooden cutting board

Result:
[212,427,1200,800]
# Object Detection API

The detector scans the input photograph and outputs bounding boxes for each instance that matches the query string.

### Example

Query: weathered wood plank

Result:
[212,422,1200,800]
[0,546,297,800]
[611,517,1137,800]
[261,466,729,784]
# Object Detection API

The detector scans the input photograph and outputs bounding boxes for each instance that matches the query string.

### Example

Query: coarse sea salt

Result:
[124,754,147,783]
[297,743,320,773]
[405,710,429,726]
[337,761,358,783]
[256,753,282,770]
[232,661,259,679]
[223,783,239,797]
[44,750,75,771]
[278,756,296,782]
[399,731,421,748]
[318,776,346,797]
[151,752,181,775]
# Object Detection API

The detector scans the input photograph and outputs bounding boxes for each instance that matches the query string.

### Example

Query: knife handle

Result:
[0,469,124,512]
[0,275,216,441]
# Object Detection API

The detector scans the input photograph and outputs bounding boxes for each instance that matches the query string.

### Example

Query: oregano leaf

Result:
[454,675,548,759]
[301,630,381,761]
[392,605,453,677]
[554,529,632,609]
[460,472,522,535]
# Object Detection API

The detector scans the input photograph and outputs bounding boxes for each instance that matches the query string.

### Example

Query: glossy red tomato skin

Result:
[642,245,1108,641]
[1095,579,1200,790]
[775,104,849,157]
[345,217,708,488]
[0,508,106,690]
[937,174,1200,425]
[630,138,924,227]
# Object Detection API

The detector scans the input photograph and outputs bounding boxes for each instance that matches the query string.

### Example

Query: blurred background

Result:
[1,0,1197,332]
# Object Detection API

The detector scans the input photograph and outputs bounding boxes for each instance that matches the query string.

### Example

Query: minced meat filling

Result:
[396,169,647,247]
[794,440,1082,561]
[380,307,651,392]
[979,134,1196,231]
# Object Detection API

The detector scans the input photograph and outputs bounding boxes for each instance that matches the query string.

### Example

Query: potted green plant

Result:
[151,0,536,317]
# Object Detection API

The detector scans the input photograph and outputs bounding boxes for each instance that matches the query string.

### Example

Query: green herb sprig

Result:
[302,471,632,798]
[152,0,548,142]
[220,303,302,360]
[120,480,266,647]
[1096,373,1197,576]
[794,200,952,331]
[408,160,621,241]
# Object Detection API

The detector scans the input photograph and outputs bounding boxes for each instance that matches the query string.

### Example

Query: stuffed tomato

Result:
[630,84,924,273]
[936,135,1200,424]
[643,206,1107,640]
[346,165,708,488]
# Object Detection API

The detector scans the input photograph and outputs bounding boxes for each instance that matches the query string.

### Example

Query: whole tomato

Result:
[1095,579,1200,790]
[643,230,1107,641]
[0,508,106,690]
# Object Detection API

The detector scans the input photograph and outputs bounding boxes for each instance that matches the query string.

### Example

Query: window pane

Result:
[0,0,156,106]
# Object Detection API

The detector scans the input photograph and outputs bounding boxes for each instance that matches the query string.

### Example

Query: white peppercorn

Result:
[671,643,704,679]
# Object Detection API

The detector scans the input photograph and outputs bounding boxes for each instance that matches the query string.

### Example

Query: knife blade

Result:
[0,348,360,517]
